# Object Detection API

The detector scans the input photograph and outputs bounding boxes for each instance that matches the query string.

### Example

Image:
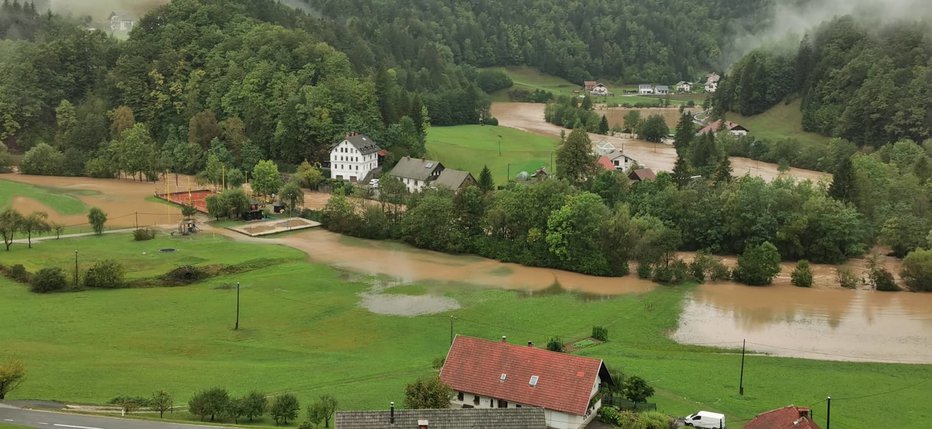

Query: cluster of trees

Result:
[0,0,468,177]
[714,17,930,146]
[305,0,771,83]
[544,96,604,133]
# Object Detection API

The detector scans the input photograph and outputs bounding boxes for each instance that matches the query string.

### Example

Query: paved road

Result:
[0,403,236,429]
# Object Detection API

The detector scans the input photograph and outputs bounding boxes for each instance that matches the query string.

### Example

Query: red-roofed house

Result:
[698,120,749,137]
[440,335,613,429]
[744,406,821,429]
[596,156,615,171]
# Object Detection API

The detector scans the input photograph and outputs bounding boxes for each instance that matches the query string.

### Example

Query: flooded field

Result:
[674,283,932,363]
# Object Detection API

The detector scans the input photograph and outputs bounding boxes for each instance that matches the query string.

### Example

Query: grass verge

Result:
[426,124,559,183]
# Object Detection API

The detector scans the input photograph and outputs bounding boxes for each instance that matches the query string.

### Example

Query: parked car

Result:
[369,178,380,188]
[684,411,725,428]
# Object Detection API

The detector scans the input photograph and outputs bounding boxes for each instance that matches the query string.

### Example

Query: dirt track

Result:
[491,102,831,183]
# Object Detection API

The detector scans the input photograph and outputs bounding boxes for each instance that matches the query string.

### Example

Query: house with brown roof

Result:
[440,335,613,429]
[744,406,821,429]
[432,168,477,191]
[697,120,749,137]
[628,168,656,182]
[335,406,546,429]
[583,81,598,92]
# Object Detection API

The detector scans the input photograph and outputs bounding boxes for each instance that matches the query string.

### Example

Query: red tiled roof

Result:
[744,406,821,429]
[596,156,615,171]
[440,336,605,416]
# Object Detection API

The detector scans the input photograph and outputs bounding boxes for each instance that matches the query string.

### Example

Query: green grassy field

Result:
[426,125,559,183]
[487,66,704,106]
[1,233,930,428]
[729,100,831,146]
[0,178,89,215]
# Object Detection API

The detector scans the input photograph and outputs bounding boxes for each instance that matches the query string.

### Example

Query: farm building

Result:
[697,120,749,137]
[590,83,609,96]
[329,133,381,183]
[440,335,613,429]
[387,156,445,193]
[336,407,546,429]
[628,168,656,182]
[744,406,820,429]
[433,168,477,191]
[583,80,598,92]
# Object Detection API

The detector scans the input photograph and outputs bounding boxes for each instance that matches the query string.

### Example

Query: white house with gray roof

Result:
[330,132,381,182]
[387,156,445,193]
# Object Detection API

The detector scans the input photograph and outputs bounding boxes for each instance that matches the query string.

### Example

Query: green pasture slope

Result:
[487,66,704,106]
[426,125,559,183]
[0,233,929,428]
[729,100,831,146]
[0,178,88,215]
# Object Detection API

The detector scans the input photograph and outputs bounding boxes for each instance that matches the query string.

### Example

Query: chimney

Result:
[417,419,429,429]
[527,341,533,347]
[390,401,394,424]
[501,335,507,343]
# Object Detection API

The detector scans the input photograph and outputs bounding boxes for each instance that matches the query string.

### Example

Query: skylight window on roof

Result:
[529,375,539,386]
[500,373,507,381]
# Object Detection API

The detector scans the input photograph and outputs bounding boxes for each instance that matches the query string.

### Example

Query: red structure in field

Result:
[155,190,214,213]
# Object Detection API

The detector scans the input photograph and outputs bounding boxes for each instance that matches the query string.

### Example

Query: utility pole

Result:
[826,396,831,429]
[234,282,241,330]
[134,212,138,229]
[739,339,746,395]
[74,250,78,286]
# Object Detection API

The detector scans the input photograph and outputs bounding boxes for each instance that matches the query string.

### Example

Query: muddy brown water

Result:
[7,172,929,363]
[491,102,831,183]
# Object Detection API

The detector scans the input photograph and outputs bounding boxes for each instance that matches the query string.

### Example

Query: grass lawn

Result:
[0,424,33,429]
[487,66,705,106]
[0,234,929,428]
[729,100,831,146]
[0,178,89,215]
[426,125,559,183]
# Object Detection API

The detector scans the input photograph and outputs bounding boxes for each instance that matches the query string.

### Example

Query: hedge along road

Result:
[490,102,831,183]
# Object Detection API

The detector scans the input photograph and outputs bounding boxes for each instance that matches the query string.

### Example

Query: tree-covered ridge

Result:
[304,0,770,83]
[714,17,931,146]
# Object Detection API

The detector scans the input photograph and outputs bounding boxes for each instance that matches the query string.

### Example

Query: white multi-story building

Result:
[329,133,381,182]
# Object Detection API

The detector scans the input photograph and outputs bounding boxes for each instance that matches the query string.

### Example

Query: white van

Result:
[685,411,725,428]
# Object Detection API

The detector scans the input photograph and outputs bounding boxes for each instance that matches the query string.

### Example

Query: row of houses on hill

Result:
[334,335,822,429]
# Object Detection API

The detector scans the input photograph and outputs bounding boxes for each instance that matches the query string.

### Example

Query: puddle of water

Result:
[673,283,932,363]
[359,293,461,316]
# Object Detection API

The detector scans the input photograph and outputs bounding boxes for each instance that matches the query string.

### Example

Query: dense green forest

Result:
[713,17,931,147]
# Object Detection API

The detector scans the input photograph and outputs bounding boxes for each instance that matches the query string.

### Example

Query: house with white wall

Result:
[440,335,614,429]
[638,84,654,95]
[329,133,381,182]
[697,119,749,137]
[387,156,445,193]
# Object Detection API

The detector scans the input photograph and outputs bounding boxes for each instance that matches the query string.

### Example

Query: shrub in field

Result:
[836,267,860,289]
[592,326,608,341]
[163,265,209,285]
[869,265,899,291]
[133,228,155,241]
[108,396,150,413]
[791,260,813,287]
[9,264,30,282]
[30,267,68,293]
[189,387,230,422]
[84,260,125,289]
[733,242,781,286]
[546,337,565,352]
[636,263,652,279]
[709,259,731,281]
[901,248,932,291]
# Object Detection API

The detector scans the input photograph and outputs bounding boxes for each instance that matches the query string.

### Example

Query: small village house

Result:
[743,406,821,429]
[329,133,382,182]
[440,335,613,429]
[638,84,654,95]
[654,85,670,95]
[597,150,635,172]
[628,168,656,182]
[583,81,598,92]
[705,72,720,92]
[387,156,445,193]
[336,407,546,429]
[590,83,609,96]
[675,81,692,93]
[697,119,749,137]
[108,10,137,32]
[432,168,477,191]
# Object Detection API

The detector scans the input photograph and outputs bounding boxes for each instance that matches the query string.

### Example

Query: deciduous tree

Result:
[20,211,50,248]
[556,127,598,186]
[307,395,337,428]
[279,182,304,216]
[87,207,107,235]
[0,208,24,251]
[404,375,452,409]
[270,393,299,425]
[621,376,654,404]
[733,241,781,286]
[251,160,283,199]
[0,360,26,400]
[151,390,173,418]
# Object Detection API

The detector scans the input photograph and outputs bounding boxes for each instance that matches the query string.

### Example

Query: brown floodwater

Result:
[673,283,932,363]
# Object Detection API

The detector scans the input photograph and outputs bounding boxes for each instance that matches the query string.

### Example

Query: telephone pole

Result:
[826,396,831,429]
[739,339,746,395]
[234,282,241,330]
[449,316,454,344]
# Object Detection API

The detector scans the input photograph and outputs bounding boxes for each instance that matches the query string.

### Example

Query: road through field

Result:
[491,102,831,183]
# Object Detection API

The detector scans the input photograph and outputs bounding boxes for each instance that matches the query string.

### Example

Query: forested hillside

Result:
[304,0,770,83]
[713,17,931,147]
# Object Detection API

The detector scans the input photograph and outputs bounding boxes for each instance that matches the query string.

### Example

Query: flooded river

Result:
[673,283,932,363]
[237,228,932,363]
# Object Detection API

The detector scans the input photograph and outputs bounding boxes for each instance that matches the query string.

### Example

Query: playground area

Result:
[226,217,320,237]
[155,189,214,213]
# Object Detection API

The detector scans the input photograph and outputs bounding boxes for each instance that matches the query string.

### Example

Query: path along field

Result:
[0,232,930,429]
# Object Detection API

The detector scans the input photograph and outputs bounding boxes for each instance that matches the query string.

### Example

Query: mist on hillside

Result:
[45,0,316,19]
[723,0,932,67]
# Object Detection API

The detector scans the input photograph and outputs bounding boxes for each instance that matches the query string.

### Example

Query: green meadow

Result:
[0,179,88,215]
[729,100,831,146]
[426,125,559,183]
[0,233,929,428]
